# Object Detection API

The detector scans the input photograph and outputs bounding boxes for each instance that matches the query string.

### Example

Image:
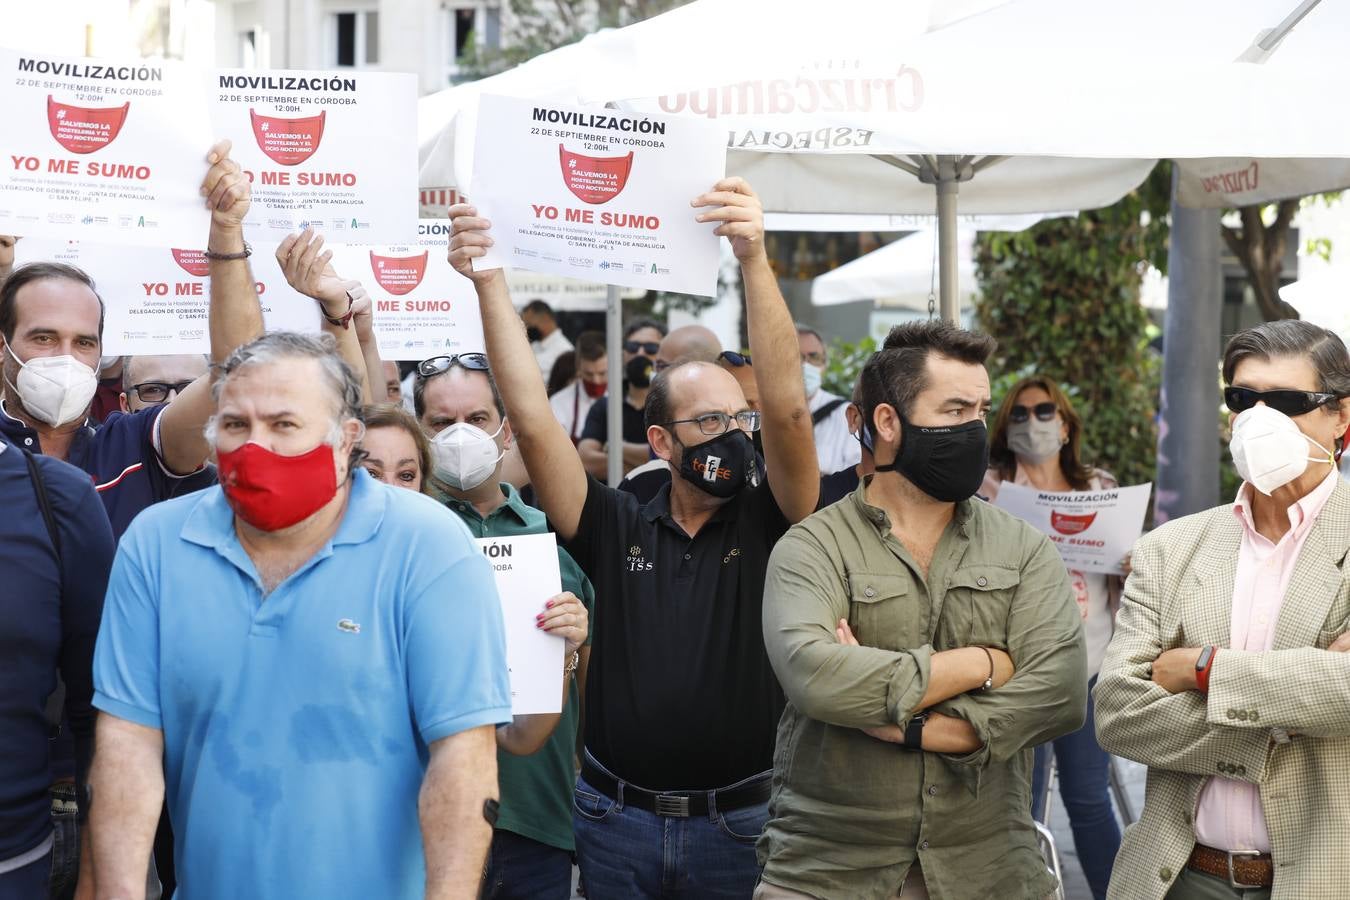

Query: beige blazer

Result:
[1094,478,1350,900]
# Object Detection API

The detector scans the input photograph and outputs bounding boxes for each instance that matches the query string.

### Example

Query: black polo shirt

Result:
[565,477,789,791]
[580,393,647,446]
[817,465,861,510]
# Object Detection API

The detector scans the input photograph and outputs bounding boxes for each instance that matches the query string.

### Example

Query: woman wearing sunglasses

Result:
[982,374,1123,900]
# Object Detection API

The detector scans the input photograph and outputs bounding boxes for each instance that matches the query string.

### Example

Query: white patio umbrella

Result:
[418,0,1350,478]
[812,229,978,312]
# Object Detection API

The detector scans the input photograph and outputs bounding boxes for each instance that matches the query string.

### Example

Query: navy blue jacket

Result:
[0,442,115,862]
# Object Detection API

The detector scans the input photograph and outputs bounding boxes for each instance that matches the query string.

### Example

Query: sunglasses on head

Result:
[416,353,490,378]
[1224,386,1340,418]
[719,350,752,367]
[1009,402,1058,424]
[624,340,660,355]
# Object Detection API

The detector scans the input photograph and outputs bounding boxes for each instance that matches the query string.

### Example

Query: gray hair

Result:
[1222,319,1350,399]
[205,332,364,452]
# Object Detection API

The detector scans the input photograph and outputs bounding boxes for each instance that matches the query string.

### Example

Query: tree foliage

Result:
[458,0,687,78]
[975,163,1172,489]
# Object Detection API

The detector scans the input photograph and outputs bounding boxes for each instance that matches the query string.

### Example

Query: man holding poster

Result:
[0,140,262,540]
[449,176,821,898]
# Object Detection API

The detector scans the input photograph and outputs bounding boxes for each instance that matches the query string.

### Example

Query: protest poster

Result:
[209,68,418,244]
[15,237,320,356]
[329,220,483,361]
[470,94,725,296]
[0,48,212,244]
[991,482,1152,576]
[476,533,564,715]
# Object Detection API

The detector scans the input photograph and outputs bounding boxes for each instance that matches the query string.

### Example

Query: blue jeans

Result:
[48,784,79,900]
[481,829,572,900]
[1031,675,1121,900]
[573,756,768,899]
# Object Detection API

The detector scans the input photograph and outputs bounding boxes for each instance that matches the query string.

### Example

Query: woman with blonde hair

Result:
[983,374,1124,900]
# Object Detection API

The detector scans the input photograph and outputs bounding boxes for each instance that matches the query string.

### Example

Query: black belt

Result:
[581,758,770,818]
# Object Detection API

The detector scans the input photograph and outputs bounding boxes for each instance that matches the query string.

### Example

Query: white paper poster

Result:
[15,238,321,355]
[329,220,484,361]
[0,48,213,244]
[991,482,1152,576]
[476,532,564,715]
[209,68,418,244]
[470,94,725,296]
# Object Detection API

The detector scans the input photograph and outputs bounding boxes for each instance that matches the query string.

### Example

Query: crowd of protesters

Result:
[4,138,1350,900]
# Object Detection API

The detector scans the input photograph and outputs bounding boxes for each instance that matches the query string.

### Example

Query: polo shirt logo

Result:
[722,548,741,565]
[337,618,362,634]
[626,545,653,573]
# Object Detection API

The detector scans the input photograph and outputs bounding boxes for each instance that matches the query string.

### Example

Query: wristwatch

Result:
[1194,645,1218,694]
[902,712,928,751]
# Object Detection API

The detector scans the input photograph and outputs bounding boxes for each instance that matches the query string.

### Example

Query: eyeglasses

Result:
[719,350,752,367]
[130,380,194,403]
[1009,401,1058,424]
[624,340,660,355]
[1224,386,1340,417]
[801,351,826,367]
[661,410,761,435]
[417,353,490,378]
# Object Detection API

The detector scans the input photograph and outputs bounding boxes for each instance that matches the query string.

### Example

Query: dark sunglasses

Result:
[624,340,660,355]
[1009,401,1058,424]
[417,353,490,377]
[1224,386,1340,417]
[719,350,752,367]
[130,380,194,403]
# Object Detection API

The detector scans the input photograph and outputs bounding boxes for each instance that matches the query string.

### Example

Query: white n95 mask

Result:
[431,419,506,491]
[5,344,99,426]
[1230,404,1333,495]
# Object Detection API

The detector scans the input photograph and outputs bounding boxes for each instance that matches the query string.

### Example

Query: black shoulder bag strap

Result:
[811,397,848,426]
[24,449,67,734]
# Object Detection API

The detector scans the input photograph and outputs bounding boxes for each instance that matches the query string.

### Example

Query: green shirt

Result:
[431,482,594,852]
[759,477,1087,900]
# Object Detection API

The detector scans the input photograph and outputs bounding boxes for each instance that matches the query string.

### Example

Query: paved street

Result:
[1046,756,1148,900]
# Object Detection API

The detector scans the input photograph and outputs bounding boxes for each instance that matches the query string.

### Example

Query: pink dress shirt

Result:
[1193,468,1341,852]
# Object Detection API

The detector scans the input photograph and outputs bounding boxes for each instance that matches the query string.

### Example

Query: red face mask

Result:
[582,379,608,399]
[216,441,339,532]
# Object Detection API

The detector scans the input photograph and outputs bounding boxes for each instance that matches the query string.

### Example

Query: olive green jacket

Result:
[758,477,1087,900]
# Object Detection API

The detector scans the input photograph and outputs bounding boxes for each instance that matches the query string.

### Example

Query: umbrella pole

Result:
[936,177,960,324]
[605,284,624,487]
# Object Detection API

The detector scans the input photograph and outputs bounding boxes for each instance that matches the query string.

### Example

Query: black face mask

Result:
[674,429,759,498]
[874,414,988,502]
[525,326,544,343]
[626,355,654,389]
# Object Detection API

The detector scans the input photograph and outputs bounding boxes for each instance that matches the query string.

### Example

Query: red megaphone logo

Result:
[47,95,130,154]
[171,249,210,277]
[369,251,429,296]
[249,108,326,166]
[1050,510,1098,535]
[559,143,634,205]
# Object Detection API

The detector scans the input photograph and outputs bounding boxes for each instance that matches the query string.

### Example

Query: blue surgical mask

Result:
[802,362,823,398]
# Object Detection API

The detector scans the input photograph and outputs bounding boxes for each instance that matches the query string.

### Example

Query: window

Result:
[445,3,501,83]
[332,10,379,67]
[239,30,257,68]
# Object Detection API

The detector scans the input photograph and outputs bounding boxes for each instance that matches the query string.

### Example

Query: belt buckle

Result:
[653,794,691,817]
[1226,849,1264,889]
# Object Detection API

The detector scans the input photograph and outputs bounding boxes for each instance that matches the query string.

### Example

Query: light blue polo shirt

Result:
[93,468,511,900]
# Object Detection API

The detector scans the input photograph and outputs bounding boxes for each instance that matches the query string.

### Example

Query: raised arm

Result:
[158,140,264,474]
[421,726,497,900]
[693,179,817,522]
[1094,534,1271,780]
[0,234,16,282]
[88,715,164,900]
[447,207,588,540]
[275,229,375,404]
